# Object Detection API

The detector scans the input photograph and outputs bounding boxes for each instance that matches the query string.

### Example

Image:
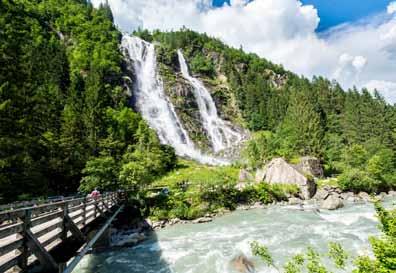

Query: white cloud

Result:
[365,80,396,104]
[388,1,396,14]
[94,0,396,104]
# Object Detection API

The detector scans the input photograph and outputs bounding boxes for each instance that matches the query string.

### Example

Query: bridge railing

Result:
[0,192,122,273]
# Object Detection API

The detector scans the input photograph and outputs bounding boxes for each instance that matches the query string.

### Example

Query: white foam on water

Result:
[320,211,377,226]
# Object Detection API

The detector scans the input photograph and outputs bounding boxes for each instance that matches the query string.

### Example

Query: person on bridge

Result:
[90,188,101,199]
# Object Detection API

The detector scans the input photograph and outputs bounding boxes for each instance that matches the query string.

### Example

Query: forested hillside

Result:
[137,29,396,193]
[0,0,176,203]
[1,0,395,203]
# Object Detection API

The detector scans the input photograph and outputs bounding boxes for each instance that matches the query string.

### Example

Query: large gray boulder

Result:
[321,194,344,210]
[295,156,324,178]
[257,158,317,200]
[230,254,255,273]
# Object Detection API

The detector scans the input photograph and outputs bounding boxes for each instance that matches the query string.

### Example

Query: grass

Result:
[317,178,339,189]
[153,159,239,189]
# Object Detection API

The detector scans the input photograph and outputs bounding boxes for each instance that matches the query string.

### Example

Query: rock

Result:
[295,156,324,178]
[321,194,344,210]
[239,169,253,182]
[358,192,371,202]
[192,217,212,224]
[255,168,266,183]
[152,220,167,230]
[313,188,330,201]
[168,218,181,225]
[340,192,353,200]
[258,158,317,200]
[250,202,264,209]
[288,197,302,205]
[230,254,255,273]
[388,191,396,196]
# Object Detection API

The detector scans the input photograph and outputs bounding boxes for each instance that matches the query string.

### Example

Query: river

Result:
[73,198,395,273]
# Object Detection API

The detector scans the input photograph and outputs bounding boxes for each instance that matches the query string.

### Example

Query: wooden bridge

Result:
[0,192,125,273]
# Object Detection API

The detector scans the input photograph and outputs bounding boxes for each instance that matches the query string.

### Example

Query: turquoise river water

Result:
[73,198,395,273]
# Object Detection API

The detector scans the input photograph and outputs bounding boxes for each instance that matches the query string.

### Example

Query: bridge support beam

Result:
[26,230,58,272]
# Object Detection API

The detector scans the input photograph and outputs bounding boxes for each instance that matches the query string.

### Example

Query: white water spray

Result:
[121,36,228,165]
[177,50,244,152]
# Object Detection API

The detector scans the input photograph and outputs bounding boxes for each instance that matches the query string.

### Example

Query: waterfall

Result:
[177,50,244,153]
[121,35,228,165]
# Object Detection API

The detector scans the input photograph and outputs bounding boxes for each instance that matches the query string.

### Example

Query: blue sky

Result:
[213,0,393,31]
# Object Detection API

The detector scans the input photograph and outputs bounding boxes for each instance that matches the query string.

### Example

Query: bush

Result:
[338,169,381,193]
[256,183,274,204]
[270,184,299,201]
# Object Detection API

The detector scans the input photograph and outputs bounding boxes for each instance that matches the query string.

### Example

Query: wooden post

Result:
[61,203,68,241]
[93,199,97,219]
[19,209,31,272]
[82,198,87,227]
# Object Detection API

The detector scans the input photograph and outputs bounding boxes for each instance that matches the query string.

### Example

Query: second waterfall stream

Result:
[121,35,244,164]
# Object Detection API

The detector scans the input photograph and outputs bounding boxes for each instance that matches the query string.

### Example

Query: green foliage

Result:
[80,156,118,192]
[305,247,329,273]
[277,90,324,158]
[0,0,176,202]
[328,242,349,269]
[250,241,275,267]
[338,169,381,193]
[337,145,395,193]
[243,131,278,168]
[189,53,215,77]
[284,254,305,273]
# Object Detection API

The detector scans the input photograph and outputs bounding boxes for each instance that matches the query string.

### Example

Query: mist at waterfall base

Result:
[121,35,244,165]
[73,199,395,273]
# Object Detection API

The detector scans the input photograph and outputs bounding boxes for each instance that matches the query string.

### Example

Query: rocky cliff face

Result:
[157,48,247,156]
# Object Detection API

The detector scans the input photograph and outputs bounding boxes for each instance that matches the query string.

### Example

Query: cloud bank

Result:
[93,0,396,104]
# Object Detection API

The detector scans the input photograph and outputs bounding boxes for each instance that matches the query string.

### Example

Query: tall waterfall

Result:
[177,50,244,153]
[121,36,228,165]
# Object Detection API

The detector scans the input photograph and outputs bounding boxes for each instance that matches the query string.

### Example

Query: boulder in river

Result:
[313,188,330,201]
[192,217,213,224]
[320,194,344,210]
[358,192,371,202]
[230,254,255,273]
[257,158,317,200]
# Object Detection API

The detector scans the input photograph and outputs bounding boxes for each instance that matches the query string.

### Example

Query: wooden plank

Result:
[41,232,62,248]
[0,238,23,256]
[25,230,58,272]
[0,255,19,273]
[68,204,84,213]
[69,209,83,220]
[0,223,23,240]
[30,211,63,227]
[32,221,63,239]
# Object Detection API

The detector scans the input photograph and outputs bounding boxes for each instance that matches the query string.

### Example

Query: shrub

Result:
[256,183,275,204]
[270,184,299,201]
[338,169,381,193]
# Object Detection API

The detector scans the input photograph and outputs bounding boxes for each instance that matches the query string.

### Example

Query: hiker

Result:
[90,188,101,199]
